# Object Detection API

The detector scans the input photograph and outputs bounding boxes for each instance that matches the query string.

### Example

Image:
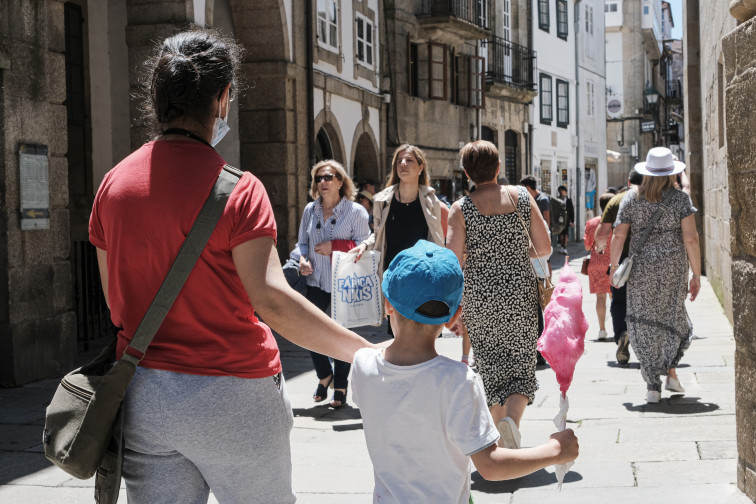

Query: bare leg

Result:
[596,293,607,331]
[489,393,529,427]
[667,368,678,379]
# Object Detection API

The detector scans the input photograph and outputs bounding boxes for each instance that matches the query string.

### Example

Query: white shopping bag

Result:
[331,250,382,328]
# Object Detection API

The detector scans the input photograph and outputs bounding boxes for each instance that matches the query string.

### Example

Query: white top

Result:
[352,348,499,503]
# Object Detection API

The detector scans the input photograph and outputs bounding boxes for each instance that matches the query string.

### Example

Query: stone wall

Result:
[695,0,736,320]
[0,0,76,385]
[722,4,756,500]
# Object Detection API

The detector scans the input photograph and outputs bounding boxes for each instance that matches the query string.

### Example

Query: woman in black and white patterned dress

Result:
[610,147,701,404]
[447,141,551,449]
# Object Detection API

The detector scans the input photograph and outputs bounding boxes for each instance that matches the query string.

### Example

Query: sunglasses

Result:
[315,174,337,183]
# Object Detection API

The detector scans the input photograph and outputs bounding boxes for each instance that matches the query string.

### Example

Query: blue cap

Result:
[382,240,464,325]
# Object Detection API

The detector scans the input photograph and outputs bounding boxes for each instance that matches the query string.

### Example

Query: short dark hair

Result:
[628,170,643,186]
[599,192,614,212]
[519,175,537,190]
[607,186,618,194]
[558,185,567,193]
[460,141,499,184]
[146,28,243,129]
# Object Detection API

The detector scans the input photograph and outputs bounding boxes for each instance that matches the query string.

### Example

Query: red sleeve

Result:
[88,172,110,250]
[331,239,357,253]
[228,172,278,249]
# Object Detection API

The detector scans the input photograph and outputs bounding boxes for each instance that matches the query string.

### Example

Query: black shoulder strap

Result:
[121,165,243,364]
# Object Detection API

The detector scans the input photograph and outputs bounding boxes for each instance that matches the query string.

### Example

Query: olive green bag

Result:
[42,165,242,500]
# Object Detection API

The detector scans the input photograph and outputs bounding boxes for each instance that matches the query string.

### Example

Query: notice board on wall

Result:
[19,144,50,231]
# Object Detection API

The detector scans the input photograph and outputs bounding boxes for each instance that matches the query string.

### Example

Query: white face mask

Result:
[211,92,231,147]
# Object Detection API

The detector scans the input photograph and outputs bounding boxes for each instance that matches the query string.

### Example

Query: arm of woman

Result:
[681,214,701,301]
[440,201,450,240]
[446,200,466,266]
[350,200,380,259]
[609,223,629,282]
[233,237,375,362]
[584,220,595,251]
[528,193,552,258]
[297,206,314,275]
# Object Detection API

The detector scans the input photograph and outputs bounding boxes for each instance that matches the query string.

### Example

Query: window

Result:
[477,0,489,29]
[355,14,373,67]
[408,40,420,97]
[453,54,468,106]
[470,55,485,109]
[540,73,553,124]
[586,80,595,117]
[643,6,649,15]
[538,0,550,32]
[317,0,339,51]
[556,79,569,127]
[429,42,447,100]
[586,5,594,34]
[557,0,568,40]
[605,2,618,13]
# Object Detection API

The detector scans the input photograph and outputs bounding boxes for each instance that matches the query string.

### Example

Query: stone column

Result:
[723,3,756,500]
[0,0,76,385]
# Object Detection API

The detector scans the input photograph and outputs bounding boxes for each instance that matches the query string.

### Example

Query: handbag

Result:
[505,188,554,310]
[581,254,591,275]
[42,165,243,493]
[331,250,383,327]
[612,190,675,288]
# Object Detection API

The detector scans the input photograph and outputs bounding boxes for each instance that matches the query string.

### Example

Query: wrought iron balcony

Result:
[481,36,537,100]
[666,79,683,104]
[418,0,491,44]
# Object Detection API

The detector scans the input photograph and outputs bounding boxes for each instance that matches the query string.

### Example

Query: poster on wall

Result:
[19,144,50,231]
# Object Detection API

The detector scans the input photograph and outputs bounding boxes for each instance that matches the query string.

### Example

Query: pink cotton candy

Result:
[537,259,589,396]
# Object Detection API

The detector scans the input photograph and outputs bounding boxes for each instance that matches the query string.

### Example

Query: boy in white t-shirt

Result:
[351,240,579,503]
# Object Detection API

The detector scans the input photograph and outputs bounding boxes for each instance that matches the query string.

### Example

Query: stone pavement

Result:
[0,243,752,504]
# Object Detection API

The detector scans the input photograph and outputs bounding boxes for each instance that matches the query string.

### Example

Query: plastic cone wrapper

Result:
[537,258,588,489]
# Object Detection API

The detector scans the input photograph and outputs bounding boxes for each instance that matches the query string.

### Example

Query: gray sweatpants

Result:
[122,366,296,504]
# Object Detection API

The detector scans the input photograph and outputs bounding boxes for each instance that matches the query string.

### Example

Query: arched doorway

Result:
[315,128,334,163]
[352,132,379,187]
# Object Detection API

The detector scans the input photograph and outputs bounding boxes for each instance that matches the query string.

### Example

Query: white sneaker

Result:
[665,377,685,393]
[496,417,521,449]
[598,329,608,341]
[646,390,661,404]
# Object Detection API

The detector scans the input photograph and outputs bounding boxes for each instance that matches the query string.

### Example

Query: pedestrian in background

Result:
[90,28,377,503]
[556,185,575,255]
[356,189,374,230]
[351,144,448,336]
[298,160,371,408]
[583,192,615,341]
[594,169,644,365]
[447,141,552,449]
[610,147,701,404]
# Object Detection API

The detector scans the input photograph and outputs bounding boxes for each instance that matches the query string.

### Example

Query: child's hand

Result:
[549,429,579,465]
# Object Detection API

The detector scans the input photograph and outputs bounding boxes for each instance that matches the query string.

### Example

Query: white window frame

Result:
[586,80,595,117]
[605,2,618,13]
[317,0,339,52]
[355,13,374,68]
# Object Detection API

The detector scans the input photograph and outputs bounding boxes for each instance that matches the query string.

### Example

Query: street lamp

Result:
[644,86,660,109]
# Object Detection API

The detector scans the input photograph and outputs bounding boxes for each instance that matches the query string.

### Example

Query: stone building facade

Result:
[683,0,735,321]
[723,3,756,501]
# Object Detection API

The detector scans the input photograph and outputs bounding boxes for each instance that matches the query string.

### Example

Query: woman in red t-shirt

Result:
[90,28,376,503]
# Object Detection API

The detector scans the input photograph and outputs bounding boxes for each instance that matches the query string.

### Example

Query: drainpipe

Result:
[306,0,315,167]
[574,0,582,241]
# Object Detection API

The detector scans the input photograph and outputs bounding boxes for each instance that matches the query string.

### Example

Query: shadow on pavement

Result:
[622,397,720,414]
[470,467,583,493]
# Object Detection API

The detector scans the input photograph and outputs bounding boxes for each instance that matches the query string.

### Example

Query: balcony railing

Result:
[482,36,537,92]
[420,0,490,30]
[666,79,683,100]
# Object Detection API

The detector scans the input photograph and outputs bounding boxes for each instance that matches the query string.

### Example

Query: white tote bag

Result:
[331,250,383,328]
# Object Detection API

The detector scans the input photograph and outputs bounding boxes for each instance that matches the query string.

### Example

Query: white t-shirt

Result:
[352,347,499,504]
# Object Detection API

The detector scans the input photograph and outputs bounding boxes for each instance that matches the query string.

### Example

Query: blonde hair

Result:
[638,174,675,203]
[309,160,356,201]
[387,144,431,187]
[460,140,499,184]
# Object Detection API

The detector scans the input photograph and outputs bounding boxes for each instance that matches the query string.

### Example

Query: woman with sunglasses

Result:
[351,144,448,336]
[298,160,371,407]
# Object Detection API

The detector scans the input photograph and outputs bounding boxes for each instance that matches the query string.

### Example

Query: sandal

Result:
[330,388,347,408]
[313,375,333,402]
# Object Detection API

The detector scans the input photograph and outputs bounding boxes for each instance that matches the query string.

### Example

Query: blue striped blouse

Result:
[297,197,371,292]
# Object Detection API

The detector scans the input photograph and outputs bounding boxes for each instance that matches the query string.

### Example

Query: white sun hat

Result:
[634,147,686,177]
